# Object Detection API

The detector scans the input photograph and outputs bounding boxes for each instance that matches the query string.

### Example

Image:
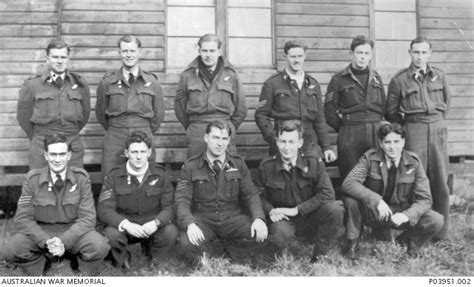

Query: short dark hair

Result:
[283,41,307,54]
[377,122,405,141]
[117,34,142,49]
[350,35,374,51]
[205,120,232,137]
[44,134,71,152]
[46,39,70,56]
[198,34,222,49]
[410,36,432,49]
[275,120,303,139]
[125,131,152,149]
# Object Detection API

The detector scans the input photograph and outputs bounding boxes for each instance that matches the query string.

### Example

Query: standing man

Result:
[3,134,110,275]
[17,39,91,169]
[255,120,344,262]
[387,37,450,239]
[96,34,165,177]
[174,120,267,265]
[324,35,386,180]
[255,41,336,162]
[97,131,178,269]
[341,123,443,258]
[174,34,247,158]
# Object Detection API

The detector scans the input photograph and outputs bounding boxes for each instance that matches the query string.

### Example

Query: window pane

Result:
[167,7,215,36]
[228,8,271,37]
[167,37,200,68]
[229,38,272,66]
[375,12,416,40]
[374,0,416,11]
[168,0,214,6]
[228,0,271,8]
[376,40,412,69]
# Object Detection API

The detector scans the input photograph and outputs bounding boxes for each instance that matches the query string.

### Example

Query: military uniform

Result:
[17,70,91,169]
[387,64,450,238]
[174,57,247,158]
[3,167,110,275]
[174,152,265,264]
[341,148,443,246]
[96,69,164,177]
[255,70,331,157]
[255,153,343,255]
[324,65,386,180]
[97,163,178,267]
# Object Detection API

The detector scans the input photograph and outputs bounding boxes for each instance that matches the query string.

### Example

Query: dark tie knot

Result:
[54,173,65,191]
[55,75,64,87]
[128,73,135,85]
[213,160,221,174]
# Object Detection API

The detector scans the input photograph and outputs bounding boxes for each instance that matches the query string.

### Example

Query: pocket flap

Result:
[275,89,291,96]
[217,82,234,94]
[62,191,80,205]
[35,92,55,100]
[105,88,125,96]
[192,175,210,182]
[34,195,56,206]
[224,171,242,181]
[402,87,418,98]
[116,186,132,195]
[68,91,83,100]
[398,175,415,184]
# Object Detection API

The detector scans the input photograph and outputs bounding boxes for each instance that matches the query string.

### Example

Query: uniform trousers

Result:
[3,231,110,276]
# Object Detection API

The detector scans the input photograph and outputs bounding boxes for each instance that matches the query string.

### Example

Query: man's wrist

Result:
[154,218,161,227]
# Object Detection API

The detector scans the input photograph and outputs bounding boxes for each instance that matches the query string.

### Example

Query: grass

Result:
[0,177,472,276]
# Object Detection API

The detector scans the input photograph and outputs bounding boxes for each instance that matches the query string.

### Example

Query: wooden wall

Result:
[0,0,472,174]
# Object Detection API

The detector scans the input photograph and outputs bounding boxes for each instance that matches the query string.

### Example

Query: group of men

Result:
[4,32,449,275]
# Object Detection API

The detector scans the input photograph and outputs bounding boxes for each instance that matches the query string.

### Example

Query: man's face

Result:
[379,132,405,160]
[46,47,69,74]
[119,41,141,70]
[204,127,230,158]
[44,142,71,174]
[285,47,306,73]
[350,43,372,70]
[409,42,431,69]
[125,142,152,170]
[199,41,221,69]
[276,130,303,163]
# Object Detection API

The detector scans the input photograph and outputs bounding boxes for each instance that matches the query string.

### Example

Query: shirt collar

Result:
[205,152,226,167]
[122,67,139,80]
[50,168,67,183]
[384,155,401,168]
[50,71,65,81]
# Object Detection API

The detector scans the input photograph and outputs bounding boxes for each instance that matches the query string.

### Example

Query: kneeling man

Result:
[3,134,110,275]
[98,131,178,269]
[175,120,268,265]
[255,120,343,262]
[342,122,443,258]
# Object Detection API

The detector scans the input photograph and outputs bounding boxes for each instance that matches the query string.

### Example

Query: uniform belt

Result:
[34,125,79,135]
[341,113,382,124]
[108,116,151,128]
[404,113,443,123]
[193,202,238,212]
[189,113,231,123]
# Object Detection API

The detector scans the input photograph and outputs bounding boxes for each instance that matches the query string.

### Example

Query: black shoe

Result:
[309,244,329,263]
[406,240,419,258]
[343,239,359,260]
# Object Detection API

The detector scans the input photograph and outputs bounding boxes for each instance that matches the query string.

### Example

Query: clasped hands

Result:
[46,237,65,257]
[122,219,160,238]
[376,200,409,226]
[269,207,298,223]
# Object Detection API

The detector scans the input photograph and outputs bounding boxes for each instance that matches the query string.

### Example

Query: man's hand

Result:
[250,218,268,242]
[123,221,148,238]
[142,220,158,236]
[391,213,409,226]
[187,223,205,246]
[324,150,337,163]
[46,237,65,257]
[377,200,393,221]
[269,208,289,223]
[271,207,298,219]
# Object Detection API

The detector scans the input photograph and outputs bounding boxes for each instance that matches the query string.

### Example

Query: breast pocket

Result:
[401,86,423,111]
[216,82,235,113]
[62,191,81,220]
[137,88,155,113]
[305,91,320,118]
[144,185,162,211]
[339,84,360,108]
[364,171,384,195]
[396,175,415,203]
[65,90,84,121]
[105,88,125,113]
[224,171,242,199]
[369,81,385,106]
[33,92,57,123]
[116,187,134,211]
[187,82,206,109]
[264,180,286,205]
[192,175,212,202]
[427,82,445,107]
[33,195,57,223]
[274,89,294,113]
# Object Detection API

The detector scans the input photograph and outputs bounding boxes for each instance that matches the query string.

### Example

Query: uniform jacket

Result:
[97,163,174,228]
[174,56,247,129]
[175,152,265,229]
[95,68,164,132]
[341,148,432,226]
[255,70,331,150]
[324,65,386,132]
[255,153,335,216]
[386,64,450,124]
[17,69,91,139]
[14,166,95,249]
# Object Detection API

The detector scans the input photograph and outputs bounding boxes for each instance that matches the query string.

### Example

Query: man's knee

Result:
[76,231,111,261]
[102,226,126,248]
[158,224,179,246]
[419,210,444,234]
[269,221,294,248]
[320,201,344,223]
[3,233,40,262]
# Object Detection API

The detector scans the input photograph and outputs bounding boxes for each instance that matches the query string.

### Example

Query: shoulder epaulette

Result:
[364,148,379,158]
[266,71,283,82]
[392,67,410,79]
[70,166,89,177]
[69,72,87,87]
[260,155,277,165]
[25,168,42,179]
[405,150,421,161]
[102,71,115,79]
[142,70,159,80]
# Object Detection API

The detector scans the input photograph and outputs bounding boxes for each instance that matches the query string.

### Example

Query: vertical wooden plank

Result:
[216,0,227,56]
[415,0,421,36]
[57,0,62,39]
[368,0,376,67]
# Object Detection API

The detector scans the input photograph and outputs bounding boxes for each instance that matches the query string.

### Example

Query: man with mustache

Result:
[17,40,91,169]
[96,35,165,178]
[175,34,247,158]
[255,41,336,163]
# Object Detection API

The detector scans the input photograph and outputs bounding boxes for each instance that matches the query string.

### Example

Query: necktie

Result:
[55,76,63,88]
[128,73,135,85]
[213,160,221,175]
[54,173,65,191]
[383,161,397,203]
